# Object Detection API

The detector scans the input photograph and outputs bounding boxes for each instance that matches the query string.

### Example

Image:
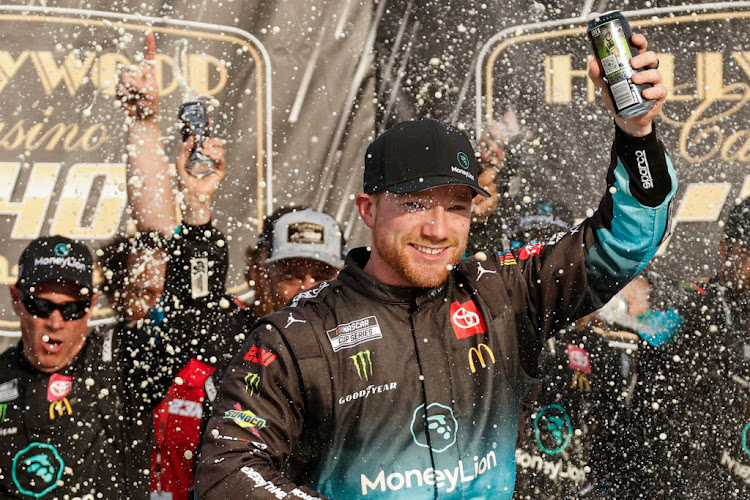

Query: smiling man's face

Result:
[358,185,473,288]
[11,281,95,373]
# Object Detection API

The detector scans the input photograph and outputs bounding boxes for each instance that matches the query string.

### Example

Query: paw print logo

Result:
[411,402,458,453]
[12,442,65,497]
[533,404,573,455]
[53,243,70,257]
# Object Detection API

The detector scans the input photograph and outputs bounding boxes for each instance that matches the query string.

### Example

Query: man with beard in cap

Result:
[196,34,674,499]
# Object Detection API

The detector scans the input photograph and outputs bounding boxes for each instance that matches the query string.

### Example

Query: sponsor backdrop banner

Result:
[1,1,747,336]
[0,1,376,338]
[476,2,750,292]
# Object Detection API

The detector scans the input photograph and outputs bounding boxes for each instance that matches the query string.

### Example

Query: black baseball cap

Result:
[16,236,94,295]
[725,197,750,248]
[364,118,490,197]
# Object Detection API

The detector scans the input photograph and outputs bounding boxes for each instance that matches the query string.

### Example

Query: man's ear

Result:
[356,192,377,229]
[84,292,100,320]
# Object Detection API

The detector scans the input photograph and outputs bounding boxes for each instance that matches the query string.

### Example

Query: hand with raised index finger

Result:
[117,32,159,121]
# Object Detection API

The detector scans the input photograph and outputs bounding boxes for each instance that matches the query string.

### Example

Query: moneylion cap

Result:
[16,236,93,295]
[364,118,490,196]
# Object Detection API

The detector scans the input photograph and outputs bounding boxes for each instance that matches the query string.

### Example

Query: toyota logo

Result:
[569,351,589,369]
[452,307,480,329]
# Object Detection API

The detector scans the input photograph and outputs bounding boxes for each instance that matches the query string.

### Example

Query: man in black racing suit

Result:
[625,197,750,498]
[195,34,674,499]
[0,222,227,499]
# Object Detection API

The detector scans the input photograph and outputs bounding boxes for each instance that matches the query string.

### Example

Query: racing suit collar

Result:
[340,247,448,306]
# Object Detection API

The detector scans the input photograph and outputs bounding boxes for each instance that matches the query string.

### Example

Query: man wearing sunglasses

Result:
[8,236,97,374]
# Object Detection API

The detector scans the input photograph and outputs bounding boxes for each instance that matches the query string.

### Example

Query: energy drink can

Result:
[587,10,654,118]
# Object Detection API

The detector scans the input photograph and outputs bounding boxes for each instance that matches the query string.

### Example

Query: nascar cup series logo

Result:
[326,316,383,352]
[411,402,458,453]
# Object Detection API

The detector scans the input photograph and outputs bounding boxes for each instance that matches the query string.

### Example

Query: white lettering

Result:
[168,399,203,418]
[450,165,476,180]
[360,451,498,495]
[635,149,654,189]
[515,449,586,484]
[361,470,386,495]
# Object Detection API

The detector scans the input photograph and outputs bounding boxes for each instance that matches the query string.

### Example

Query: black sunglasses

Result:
[21,294,91,321]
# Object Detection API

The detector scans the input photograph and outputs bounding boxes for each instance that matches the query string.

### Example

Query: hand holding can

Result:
[588,10,655,119]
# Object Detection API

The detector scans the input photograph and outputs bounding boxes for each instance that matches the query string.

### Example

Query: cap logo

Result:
[288,222,324,245]
[54,244,70,257]
[456,152,470,170]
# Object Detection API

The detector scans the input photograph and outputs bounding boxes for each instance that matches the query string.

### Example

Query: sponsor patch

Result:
[190,257,209,299]
[468,344,495,373]
[168,398,203,418]
[350,350,373,380]
[410,402,458,453]
[288,221,325,244]
[450,300,486,339]
[290,281,329,307]
[326,316,383,352]
[244,373,261,397]
[12,442,65,497]
[48,398,73,420]
[244,346,277,366]
[518,242,545,260]
[225,404,267,437]
[498,251,517,266]
[204,376,217,403]
[338,382,398,405]
[0,379,19,403]
[567,345,591,374]
[47,374,73,402]
[534,404,573,455]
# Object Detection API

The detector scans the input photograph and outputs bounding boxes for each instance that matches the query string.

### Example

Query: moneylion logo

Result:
[53,243,70,257]
[244,373,261,397]
[350,350,373,380]
[468,344,495,373]
[456,151,470,169]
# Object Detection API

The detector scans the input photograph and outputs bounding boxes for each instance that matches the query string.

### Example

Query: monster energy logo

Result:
[244,373,260,397]
[350,350,373,380]
[0,403,7,422]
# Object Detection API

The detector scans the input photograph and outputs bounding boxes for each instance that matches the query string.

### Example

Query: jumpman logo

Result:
[285,313,307,328]
[476,262,497,281]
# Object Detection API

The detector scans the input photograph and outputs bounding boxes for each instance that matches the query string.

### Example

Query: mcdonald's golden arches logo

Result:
[468,344,496,373]
[48,398,73,420]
